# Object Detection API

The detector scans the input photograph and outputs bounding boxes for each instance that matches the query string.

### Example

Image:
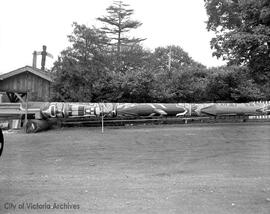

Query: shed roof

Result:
[0,66,53,82]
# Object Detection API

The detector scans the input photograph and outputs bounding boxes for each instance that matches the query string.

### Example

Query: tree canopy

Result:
[52,22,111,102]
[50,1,268,103]
[97,0,145,57]
[205,0,270,86]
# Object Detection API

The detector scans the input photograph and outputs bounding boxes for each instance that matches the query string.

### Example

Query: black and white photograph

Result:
[0,0,270,213]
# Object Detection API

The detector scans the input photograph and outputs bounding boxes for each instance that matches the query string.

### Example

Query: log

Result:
[25,119,51,133]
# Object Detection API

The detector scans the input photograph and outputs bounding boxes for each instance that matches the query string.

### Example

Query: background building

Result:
[0,66,53,102]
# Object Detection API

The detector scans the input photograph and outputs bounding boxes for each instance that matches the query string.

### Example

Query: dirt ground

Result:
[0,123,270,214]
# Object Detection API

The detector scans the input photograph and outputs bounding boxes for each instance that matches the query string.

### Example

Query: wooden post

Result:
[24,72,29,132]
[24,91,28,131]
[101,104,104,133]
[101,114,104,133]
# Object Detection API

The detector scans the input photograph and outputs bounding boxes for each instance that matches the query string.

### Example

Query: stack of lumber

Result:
[0,103,21,119]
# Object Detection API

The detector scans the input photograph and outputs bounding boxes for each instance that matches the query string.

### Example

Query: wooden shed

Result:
[0,66,53,102]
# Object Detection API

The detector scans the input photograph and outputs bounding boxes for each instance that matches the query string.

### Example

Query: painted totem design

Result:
[40,102,270,119]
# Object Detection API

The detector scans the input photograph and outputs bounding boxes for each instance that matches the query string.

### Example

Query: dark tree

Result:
[97,1,145,57]
[205,0,270,87]
[148,46,207,102]
[51,23,111,102]
[205,66,264,102]
[152,46,205,72]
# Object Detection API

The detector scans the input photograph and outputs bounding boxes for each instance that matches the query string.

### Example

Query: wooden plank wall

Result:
[0,72,51,101]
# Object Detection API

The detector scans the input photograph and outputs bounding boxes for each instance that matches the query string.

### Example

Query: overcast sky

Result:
[0,0,226,74]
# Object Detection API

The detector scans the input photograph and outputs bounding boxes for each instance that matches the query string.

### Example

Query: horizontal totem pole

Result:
[40,102,270,119]
[24,102,269,133]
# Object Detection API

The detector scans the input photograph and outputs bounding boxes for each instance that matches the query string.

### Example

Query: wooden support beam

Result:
[6,92,26,103]
[57,92,67,102]
[6,92,13,102]
[14,92,26,103]
[24,72,29,132]
[24,92,28,130]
